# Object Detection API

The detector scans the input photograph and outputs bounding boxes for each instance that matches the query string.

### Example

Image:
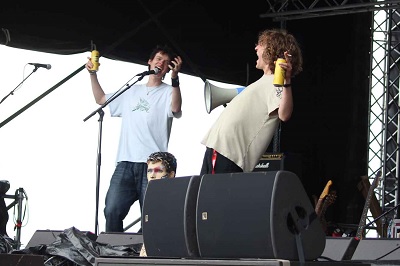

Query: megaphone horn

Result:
[204,80,245,114]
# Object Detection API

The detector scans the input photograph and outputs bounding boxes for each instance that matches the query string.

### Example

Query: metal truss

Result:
[260,0,400,21]
[369,8,400,237]
[260,0,400,237]
[367,9,394,237]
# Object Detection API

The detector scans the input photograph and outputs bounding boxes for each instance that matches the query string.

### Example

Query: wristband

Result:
[171,76,180,87]
[283,84,291,88]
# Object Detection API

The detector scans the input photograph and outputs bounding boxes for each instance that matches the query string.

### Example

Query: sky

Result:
[0,44,241,248]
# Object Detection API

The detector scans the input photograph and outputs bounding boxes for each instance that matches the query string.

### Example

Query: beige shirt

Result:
[201,74,281,172]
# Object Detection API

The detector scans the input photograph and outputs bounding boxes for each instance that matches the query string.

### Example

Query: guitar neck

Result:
[356,191,373,238]
[356,171,381,239]
[320,198,330,217]
[315,199,324,216]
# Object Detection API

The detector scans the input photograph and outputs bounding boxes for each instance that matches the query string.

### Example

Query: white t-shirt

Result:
[107,83,181,163]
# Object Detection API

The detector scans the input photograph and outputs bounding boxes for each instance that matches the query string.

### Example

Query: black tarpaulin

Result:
[8,227,141,266]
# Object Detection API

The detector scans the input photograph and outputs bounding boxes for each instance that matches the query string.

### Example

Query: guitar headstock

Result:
[319,180,333,200]
[372,171,382,189]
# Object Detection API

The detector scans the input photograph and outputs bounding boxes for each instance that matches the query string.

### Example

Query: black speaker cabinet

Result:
[196,171,326,260]
[142,175,201,258]
[26,230,63,248]
[351,238,400,261]
[26,229,97,248]
[320,237,359,261]
[96,232,143,246]
[0,254,44,266]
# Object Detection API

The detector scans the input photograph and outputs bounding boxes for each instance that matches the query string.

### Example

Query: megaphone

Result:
[204,80,245,114]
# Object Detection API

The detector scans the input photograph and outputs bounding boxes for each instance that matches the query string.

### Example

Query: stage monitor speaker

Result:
[26,230,63,248]
[142,175,201,258]
[351,238,400,261]
[0,254,43,266]
[196,171,326,260]
[26,229,96,248]
[320,237,359,261]
[204,79,244,114]
[96,232,143,246]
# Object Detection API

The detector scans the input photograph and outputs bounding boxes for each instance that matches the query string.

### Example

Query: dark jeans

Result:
[200,147,243,175]
[104,161,148,232]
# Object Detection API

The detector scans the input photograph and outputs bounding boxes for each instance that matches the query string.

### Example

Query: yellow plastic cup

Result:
[273,58,286,87]
[91,50,100,72]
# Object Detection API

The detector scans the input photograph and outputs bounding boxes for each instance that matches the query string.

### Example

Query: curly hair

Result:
[147,152,177,174]
[257,29,303,77]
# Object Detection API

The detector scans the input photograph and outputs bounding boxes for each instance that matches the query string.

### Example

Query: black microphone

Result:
[136,67,160,77]
[28,63,51,70]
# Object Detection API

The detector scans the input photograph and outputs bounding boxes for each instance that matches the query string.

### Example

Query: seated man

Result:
[146,152,177,181]
[140,151,177,257]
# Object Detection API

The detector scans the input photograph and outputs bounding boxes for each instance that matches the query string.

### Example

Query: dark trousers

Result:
[0,181,10,236]
[0,196,8,236]
[200,147,243,175]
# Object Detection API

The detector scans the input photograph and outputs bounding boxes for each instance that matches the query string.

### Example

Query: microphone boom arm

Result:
[0,64,84,129]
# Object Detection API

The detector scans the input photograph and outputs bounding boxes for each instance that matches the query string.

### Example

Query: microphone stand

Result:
[363,202,400,237]
[0,66,40,105]
[83,72,147,236]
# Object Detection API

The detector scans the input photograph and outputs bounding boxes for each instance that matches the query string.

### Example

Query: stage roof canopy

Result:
[0,0,284,86]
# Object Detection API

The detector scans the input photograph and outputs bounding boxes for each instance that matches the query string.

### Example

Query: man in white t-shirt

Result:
[85,45,183,233]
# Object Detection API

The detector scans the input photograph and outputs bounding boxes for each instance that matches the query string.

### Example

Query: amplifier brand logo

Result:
[255,162,270,169]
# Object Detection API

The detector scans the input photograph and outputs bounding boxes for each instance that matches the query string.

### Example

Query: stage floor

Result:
[94,257,400,266]
[93,237,400,266]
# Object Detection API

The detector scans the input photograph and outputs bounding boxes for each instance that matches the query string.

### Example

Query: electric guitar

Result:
[319,190,337,232]
[315,180,333,216]
[356,171,382,240]
[315,180,337,233]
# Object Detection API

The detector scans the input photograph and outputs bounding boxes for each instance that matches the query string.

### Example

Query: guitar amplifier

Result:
[253,152,302,179]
